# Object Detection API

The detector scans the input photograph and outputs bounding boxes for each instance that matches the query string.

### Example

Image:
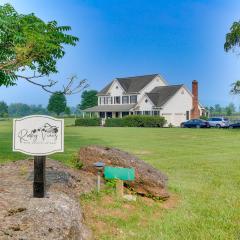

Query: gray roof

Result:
[84,104,136,112]
[98,74,159,95]
[146,85,183,107]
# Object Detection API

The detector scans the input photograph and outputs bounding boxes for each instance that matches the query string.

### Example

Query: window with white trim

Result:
[143,111,151,115]
[130,95,137,104]
[114,96,120,104]
[107,97,112,104]
[122,96,129,104]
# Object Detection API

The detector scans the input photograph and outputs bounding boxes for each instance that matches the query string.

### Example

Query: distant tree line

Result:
[206,103,238,116]
[0,89,98,117]
[0,101,79,118]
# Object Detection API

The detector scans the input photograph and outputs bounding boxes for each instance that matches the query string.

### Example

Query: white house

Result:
[84,74,205,126]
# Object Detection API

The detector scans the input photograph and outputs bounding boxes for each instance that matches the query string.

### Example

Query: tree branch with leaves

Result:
[0,3,88,94]
[225,21,240,95]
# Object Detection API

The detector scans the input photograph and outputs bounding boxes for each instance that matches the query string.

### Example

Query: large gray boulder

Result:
[79,146,169,199]
[0,159,95,240]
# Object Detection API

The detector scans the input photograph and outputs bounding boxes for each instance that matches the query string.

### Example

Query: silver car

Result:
[208,117,229,128]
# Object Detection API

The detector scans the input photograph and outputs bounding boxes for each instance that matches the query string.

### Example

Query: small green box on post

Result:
[104,166,135,181]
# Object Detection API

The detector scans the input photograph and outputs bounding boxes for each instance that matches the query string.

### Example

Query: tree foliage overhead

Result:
[224,21,240,52]
[0,4,88,94]
[79,90,98,110]
[47,92,67,116]
[225,21,240,95]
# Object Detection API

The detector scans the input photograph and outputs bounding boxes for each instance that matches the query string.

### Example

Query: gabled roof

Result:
[146,85,183,107]
[98,81,113,95]
[98,74,160,95]
[116,74,159,93]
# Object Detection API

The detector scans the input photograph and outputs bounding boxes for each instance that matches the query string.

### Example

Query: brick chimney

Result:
[191,80,200,119]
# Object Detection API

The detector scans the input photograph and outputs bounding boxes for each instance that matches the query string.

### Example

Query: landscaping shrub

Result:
[75,118,100,126]
[105,118,125,127]
[105,115,166,127]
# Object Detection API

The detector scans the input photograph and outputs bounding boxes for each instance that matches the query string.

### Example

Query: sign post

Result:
[33,156,46,198]
[13,115,64,198]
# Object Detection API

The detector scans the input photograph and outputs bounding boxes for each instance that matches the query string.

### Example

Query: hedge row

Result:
[75,118,101,126]
[105,115,166,127]
[104,118,125,127]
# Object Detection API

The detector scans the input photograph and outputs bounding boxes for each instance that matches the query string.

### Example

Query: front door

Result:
[115,112,119,118]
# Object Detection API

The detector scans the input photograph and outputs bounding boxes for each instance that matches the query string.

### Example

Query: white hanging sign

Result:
[13,115,64,156]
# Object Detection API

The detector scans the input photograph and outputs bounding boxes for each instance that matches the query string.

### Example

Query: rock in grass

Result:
[0,159,95,240]
[79,146,169,200]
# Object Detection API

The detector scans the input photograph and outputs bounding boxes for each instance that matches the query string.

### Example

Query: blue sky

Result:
[0,0,240,107]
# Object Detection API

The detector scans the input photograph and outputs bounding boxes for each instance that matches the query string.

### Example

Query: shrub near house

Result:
[75,115,166,127]
[75,118,101,126]
[106,115,166,127]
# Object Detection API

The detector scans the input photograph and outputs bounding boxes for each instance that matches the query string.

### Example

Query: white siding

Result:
[107,80,124,96]
[161,87,192,126]
[98,80,125,105]
[136,95,154,111]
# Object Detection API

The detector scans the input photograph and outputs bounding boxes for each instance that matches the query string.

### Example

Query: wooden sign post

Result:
[13,115,64,198]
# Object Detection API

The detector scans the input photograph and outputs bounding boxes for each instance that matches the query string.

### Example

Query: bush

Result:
[71,152,83,169]
[105,118,125,127]
[75,118,100,126]
[105,115,166,128]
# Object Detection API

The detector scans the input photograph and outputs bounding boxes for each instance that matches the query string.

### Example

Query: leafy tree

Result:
[209,106,214,115]
[214,104,222,114]
[8,103,49,117]
[64,106,71,116]
[29,105,49,115]
[79,90,98,110]
[0,101,8,117]
[226,107,232,116]
[225,21,240,95]
[225,102,235,116]
[225,21,240,52]
[47,92,67,116]
[0,4,88,94]
[8,103,31,117]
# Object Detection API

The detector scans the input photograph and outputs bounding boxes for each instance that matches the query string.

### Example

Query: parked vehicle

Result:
[228,122,240,129]
[207,117,229,128]
[181,119,210,128]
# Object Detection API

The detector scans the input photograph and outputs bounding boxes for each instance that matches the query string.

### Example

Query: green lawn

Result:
[0,119,240,239]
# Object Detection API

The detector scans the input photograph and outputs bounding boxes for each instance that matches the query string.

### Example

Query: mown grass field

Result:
[0,119,240,239]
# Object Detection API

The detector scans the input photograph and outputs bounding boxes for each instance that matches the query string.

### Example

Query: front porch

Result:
[83,110,161,119]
